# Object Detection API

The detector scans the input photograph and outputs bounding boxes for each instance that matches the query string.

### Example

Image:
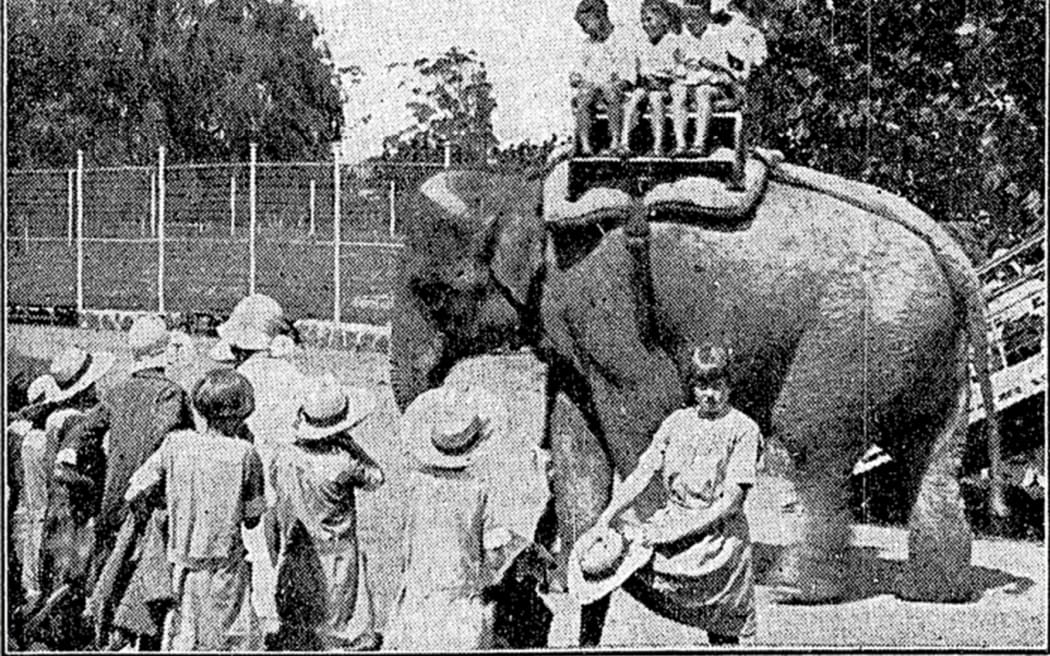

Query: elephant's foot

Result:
[769,541,850,605]
[899,482,976,603]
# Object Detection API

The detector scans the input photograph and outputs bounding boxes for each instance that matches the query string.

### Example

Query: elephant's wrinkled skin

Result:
[390,166,1003,644]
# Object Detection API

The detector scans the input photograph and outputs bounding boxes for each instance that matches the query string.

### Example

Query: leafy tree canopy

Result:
[747,0,1044,256]
[8,0,346,166]
[383,47,498,166]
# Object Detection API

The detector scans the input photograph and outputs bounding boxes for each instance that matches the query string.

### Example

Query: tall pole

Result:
[149,172,157,236]
[388,179,397,237]
[309,179,316,236]
[443,141,452,169]
[249,143,257,294]
[67,170,74,246]
[230,175,237,236]
[75,151,85,313]
[332,144,342,324]
[157,146,166,313]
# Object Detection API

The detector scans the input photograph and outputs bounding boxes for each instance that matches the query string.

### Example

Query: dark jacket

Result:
[97,368,192,544]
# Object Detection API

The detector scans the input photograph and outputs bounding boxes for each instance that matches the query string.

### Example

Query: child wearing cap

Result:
[620,0,689,156]
[671,0,767,155]
[571,0,635,155]
[125,368,267,651]
[266,377,384,651]
[579,344,761,645]
[385,383,552,650]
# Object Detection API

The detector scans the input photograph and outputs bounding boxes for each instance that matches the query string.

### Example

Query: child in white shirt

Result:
[671,0,767,155]
[571,0,634,155]
[619,0,688,156]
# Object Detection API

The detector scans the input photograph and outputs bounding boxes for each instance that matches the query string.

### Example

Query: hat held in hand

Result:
[569,525,653,605]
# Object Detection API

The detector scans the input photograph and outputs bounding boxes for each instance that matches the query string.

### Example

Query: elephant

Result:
[389,158,1005,645]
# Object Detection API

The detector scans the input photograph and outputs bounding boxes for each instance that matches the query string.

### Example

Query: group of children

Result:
[8,294,552,652]
[572,0,767,157]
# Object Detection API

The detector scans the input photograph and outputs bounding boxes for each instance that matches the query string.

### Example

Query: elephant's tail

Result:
[767,160,1008,517]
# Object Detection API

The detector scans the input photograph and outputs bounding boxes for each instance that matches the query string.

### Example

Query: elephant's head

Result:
[391,170,545,410]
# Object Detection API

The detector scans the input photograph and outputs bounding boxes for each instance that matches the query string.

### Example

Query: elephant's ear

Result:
[490,200,545,309]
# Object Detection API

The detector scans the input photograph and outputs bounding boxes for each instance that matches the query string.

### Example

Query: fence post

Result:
[309,179,316,236]
[76,150,85,313]
[388,179,397,237]
[443,141,452,169]
[332,144,342,325]
[67,170,74,246]
[157,146,166,313]
[249,143,257,294]
[230,175,237,236]
[149,172,157,237]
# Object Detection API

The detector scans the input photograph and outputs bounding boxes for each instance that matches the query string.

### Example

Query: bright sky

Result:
[302,0,644,161]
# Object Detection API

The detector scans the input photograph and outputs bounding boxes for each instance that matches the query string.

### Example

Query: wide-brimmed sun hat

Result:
[410,384,508,470]
[569,525,654,605]
[294,377,377,442]
[214,293,287,353]
[47,346,115,403]
[128,315,172,372]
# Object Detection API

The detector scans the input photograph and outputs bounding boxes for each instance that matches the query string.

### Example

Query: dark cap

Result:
[193,368,255,422]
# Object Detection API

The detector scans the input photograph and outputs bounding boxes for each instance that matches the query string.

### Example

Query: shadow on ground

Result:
[753,542,1036,604]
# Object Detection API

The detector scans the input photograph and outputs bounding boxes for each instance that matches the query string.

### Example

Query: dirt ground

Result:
[6,324,1046,648]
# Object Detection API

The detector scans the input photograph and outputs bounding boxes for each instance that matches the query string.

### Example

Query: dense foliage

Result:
[7,0,345,166]
[746,0,1044,255]
[383,48,499,166]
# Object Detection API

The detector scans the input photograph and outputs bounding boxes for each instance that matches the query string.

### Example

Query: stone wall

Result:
[6,303,390,355]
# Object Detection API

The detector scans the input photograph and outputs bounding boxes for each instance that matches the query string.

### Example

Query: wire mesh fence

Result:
[6,148,449,324]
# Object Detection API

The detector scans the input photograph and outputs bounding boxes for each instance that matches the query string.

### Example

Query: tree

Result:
[384,48,498,166]
[7,0,346,166]
[746,0,1044,257]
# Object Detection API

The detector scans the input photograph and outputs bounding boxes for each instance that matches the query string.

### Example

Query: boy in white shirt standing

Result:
[671,0,767,155]
[571,0,634,156]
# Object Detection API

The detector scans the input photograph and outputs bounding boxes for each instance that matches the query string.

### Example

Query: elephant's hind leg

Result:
[765,329,869,604]
[898,363,975,603]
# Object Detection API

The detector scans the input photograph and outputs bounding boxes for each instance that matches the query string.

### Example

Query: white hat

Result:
[213,294,287,356]
[128,315,171,372]
[569,525,654,605]
[27,375,59,405]
[48,346,115,403]
[294,377,377,442]
[409,384,508,470]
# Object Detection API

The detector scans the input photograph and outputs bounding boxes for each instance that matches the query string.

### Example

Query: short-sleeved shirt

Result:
[575,24,637,85]
[638,31,690,81]
[694,12,767,80]
[634,407,761,577]
[126,429,266,568]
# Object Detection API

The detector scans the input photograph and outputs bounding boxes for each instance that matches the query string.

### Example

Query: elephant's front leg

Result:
[548,390,614,647]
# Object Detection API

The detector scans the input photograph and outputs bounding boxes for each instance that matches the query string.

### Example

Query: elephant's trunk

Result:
[390,272,449,411]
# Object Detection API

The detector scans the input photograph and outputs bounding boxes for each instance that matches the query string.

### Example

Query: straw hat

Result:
[128,315,172,372]
[294,377,377,442]
[410,384,508,470]
[47,346,115,403]
[568,525,654,605]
